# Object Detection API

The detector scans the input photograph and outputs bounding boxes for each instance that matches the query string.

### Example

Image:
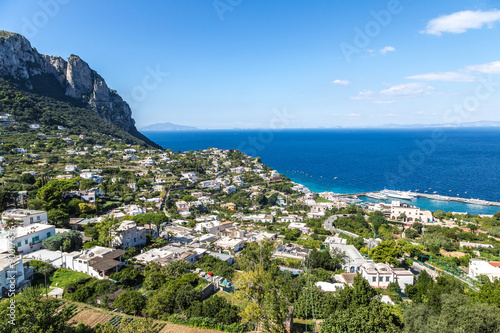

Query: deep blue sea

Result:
[144,128,500,215]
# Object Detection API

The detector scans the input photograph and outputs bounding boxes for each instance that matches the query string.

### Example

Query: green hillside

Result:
[0,79,161,149]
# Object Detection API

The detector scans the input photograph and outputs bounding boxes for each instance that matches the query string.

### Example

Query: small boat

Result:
[464,198,490,206]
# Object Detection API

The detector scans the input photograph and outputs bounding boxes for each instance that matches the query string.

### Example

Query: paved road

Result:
[323,214,361,239]
[410,261,439,278]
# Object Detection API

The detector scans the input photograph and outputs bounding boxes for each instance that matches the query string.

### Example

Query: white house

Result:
[176,201,189,211]
[215,237,245,252]
[199,180,221,190]
[1,209,48,230]
[112,220,147,249]
[330,243,367,273]
[80,172,103,183]
[223,185,237,194]
[12,148,28,153]
[360,262,414,290]
[180,172,199,182]
[65,165,78,172]
[30,124,40,129]
[0,224,55,254]
[26,247,125,279]
[469,259,500,281]
[0,254,29,297]
[287,222,312,235]
[390,201,432,223]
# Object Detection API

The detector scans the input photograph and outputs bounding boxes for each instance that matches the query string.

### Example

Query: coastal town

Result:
[1,112,500,332]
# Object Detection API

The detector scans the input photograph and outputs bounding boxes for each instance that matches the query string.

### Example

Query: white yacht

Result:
[365,192,388,200]
[380,189,413,200]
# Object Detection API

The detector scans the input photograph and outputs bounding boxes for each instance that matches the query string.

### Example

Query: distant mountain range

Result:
[371,121,500,129]
[140,122,199,131]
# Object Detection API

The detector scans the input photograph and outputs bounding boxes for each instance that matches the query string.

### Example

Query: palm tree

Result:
[38,265,52,297]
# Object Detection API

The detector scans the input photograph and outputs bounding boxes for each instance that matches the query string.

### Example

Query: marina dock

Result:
[330,191,500,207]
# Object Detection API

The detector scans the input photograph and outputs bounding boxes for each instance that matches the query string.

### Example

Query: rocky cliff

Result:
[0,30,139,136]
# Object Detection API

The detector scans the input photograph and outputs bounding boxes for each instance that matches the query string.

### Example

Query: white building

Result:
[180,172,199,182]
[0,254,29,297]
[390,201,432,223]
[360,262,414,290]
[1,209,48,230]
[0,224,56,254]
[223,185,237,194]
[65,165,78,172]
[112,220,147,249]
[25,246,125,279]
[469,259,500,282]
[329,243,367,273]
[199,180,221,190]
[215,237,245,252]
[80,172,103,183]
[287,222,312,235]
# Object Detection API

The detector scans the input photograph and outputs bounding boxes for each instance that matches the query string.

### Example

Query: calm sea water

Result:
[144,128,500,215]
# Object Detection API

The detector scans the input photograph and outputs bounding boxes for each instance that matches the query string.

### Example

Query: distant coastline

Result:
[140,122,198,131]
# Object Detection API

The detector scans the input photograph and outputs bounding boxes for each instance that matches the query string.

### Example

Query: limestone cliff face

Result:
[0,31,135,133]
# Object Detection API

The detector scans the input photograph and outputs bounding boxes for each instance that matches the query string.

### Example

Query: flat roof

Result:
[90,258,122,271]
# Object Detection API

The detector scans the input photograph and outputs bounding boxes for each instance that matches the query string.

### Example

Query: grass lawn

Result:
[50,268,91,289]
[315,197,331,203]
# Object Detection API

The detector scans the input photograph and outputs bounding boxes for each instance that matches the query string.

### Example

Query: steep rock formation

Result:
[0,30,137,134]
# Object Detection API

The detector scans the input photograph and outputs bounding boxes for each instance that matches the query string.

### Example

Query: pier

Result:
[326,191,500,208]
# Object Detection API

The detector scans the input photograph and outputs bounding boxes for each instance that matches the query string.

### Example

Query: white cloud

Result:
[407,61,500,82]
[384,113,402,117]
[379,46,395,54]
[423,9,500,36]
[465,61,500,74]
[372,100,395,104]
[347,113,361,117]
[407,71,476,82]
[333,79,351,86]
[380,83,435,97]
[350,90,375,100]
[351,83,435,100]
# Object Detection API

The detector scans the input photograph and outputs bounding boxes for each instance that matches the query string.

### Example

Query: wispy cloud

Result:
[407,71,476,82]
[348,113,361,117]
[407,61,500,82]
[379,46,395,54]
[465,61,500,74]
[333,79,351,86]
[423,9,500,36]
[351,83,435,100]
[372,100,395,104]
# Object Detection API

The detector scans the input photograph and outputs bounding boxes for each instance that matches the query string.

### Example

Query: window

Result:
[47,232,51,238]
[386,277,390,282]
[30,217,33,223]
[372,277,376,282]
[37,216,40,221]
[379,277,383,282]
[17,242,21,247]
[25,240,28,245]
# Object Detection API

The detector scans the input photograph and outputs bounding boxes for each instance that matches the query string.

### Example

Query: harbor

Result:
[324,190,500,215]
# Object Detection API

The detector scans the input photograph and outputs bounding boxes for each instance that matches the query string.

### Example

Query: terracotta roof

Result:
[488,262,500,267]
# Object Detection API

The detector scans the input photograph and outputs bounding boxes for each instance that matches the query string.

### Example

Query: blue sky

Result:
[1,0,500,129]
